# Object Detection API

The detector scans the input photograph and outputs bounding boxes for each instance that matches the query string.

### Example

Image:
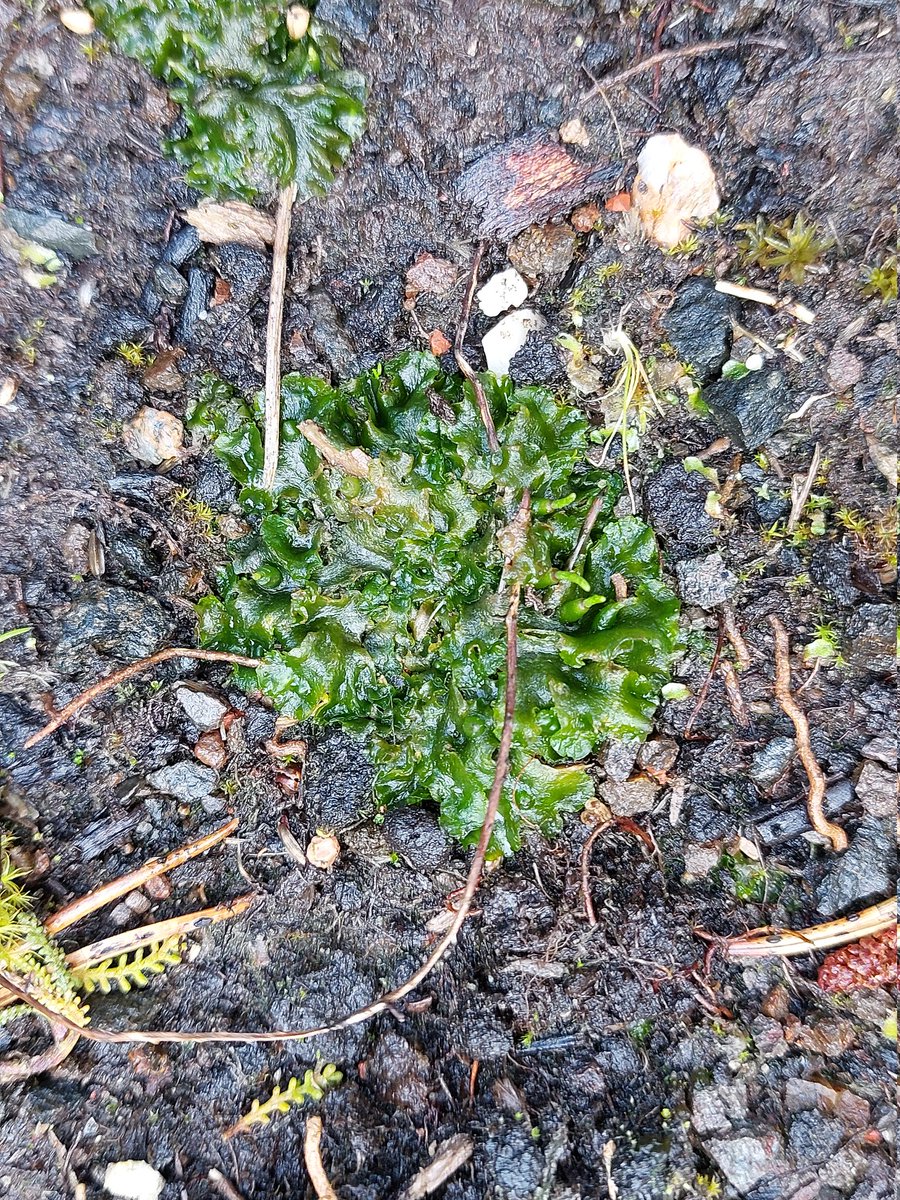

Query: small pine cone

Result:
[818,926,897,993]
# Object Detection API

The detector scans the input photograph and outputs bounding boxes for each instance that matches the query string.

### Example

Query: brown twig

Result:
[583,37,790,100]
[719,660,750,728]
[683,618,724,739]
[304,1116,338,1200]
[768,616,847,852]
[705,897,896,960]
[262,181,298,490]
[24,650,262,748]
[566,493,606,571]
[44,820,239,936]
[786,444,822,534]
[581,817,654,926]
[401,1135,474,1200]
[0,578,523,1048]
[207,1169,247,1200]
[454,241,499,451]
[611,573,628,602]
[0,1022,80,1083]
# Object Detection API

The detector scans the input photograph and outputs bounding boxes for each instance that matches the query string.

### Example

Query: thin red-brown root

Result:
[454,241,499,452]
[683,617,724,739]
[24,650,262,749]
[581,817,654,926]
[583,36,790,100]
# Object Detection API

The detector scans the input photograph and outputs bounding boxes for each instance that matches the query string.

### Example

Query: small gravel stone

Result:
[706,1134,784,1194]
[675,552,737,609]
[143,348,185,395]
[482,309,546,377]
[174,683,230,731]
[637,736,678,776]
[122,406,184,465]
[307,832,341,870]
[683,844,719,879]
[827,346,863,393]
[600,775,659,816]
[842,603,896,675]
[691,1082,748,1136]
[604,736,640,783]
[854,761,896,817]
[704,364,794,450]
[862,734,895,766]
[383,806,450,869]
[508,222,576,281]
[152,263,188,305]
[663,277,736,384]
[146,761,218,804]
[3,206,97,261]
[818,1146,867,1190]
[784,1078,870,1129]
[749,736,795,788]
[788,1111,844,1164]
[193,731,228,769]
[103,1160,165,1200]
[816,815,895,916]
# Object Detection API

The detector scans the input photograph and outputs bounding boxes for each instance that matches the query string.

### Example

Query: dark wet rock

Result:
[816,815,895,916]
[842,603,896,675]
[509,330,567,386]
[662,277,736,384]
[368,1031,431,1112]
[54,586,171,672]
[194,457,237,510]
[643,462,718,560]
[177,268,212,344]
[582,40,620,75]
[810,542,859,606]
[483,1124,544,1200]
[675,552,737,609]
[637,736,678,776]
[459,1010,513,1060]
[741,462,790,524]
[753,780,854,847]
[159,223,200,268]
[316,0,379,38]
[3,207,97,261]
[304,290,359,379]
[855,762,896,819]
[749,1014,788,1059]
[108,474,177,502]
[24,104,79,153]
[690,1082,748,1136]
[600,775,658,816]
[706,1134,784,1195]
[704,365,794,450]
[139,280,162,320]
[686,793,735,842]
[146,761,218,804]
[143,348,185,395]
[304,730,374,829]
[861,734,895,767]
[603,736,640,783]
[788,1111,844,1165]
[211,243,268,309]
[749,736,795,788]
[508,222,576,282]
[152,263,188,305]
[344,275,405,359]
[383,806,450,869]
[106,529,158,582]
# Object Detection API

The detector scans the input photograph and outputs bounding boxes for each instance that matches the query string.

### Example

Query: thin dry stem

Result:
[581,817,654,926]
[24,651,262,748]
[304,1116,338,1200]
[584,37,790,100]
[769,615,848,852]
[454,241,500,451]
[262,182,298,490]
[720,898,895,959]
[299,421,373,478]
[721,604,751,670]
[714,279,815,325]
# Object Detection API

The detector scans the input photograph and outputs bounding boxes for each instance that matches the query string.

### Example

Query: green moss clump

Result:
[188,353,680,856]
[88,0,365,199]
[737,213,833,285]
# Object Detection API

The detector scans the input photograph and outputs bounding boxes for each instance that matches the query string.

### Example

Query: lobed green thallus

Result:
[88,0,365,199]
[189,353,679,856]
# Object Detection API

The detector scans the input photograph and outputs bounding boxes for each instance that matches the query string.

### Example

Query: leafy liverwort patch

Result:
[188,353,680,855]
[89,0,365,199]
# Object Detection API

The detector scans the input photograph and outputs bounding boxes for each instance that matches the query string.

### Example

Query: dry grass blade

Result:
[304,1116,338,1200]
[583,37,790,100]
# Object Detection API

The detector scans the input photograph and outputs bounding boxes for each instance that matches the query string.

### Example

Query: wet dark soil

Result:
[0,2,896,1198]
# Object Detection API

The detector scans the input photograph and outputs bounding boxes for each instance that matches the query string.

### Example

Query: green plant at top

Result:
[737,213,833,285]
[188,351,680,857]
[88,0,365,199]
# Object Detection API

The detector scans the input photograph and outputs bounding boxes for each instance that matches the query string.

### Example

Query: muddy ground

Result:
[0,1,896,1198]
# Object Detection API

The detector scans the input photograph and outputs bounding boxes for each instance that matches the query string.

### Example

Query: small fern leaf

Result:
[225,1063,343,1139]
[75,937,184,996]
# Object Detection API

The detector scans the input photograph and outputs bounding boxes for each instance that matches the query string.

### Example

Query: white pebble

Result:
[481,309,546,378]
[60,8,95,34]
[103,1161,165,1200]
[476,268,528,318]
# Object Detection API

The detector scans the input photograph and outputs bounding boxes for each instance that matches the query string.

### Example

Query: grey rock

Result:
[316,0,379,37]
[750,736,795,788]
[675,552,737,609]
[644,462,718,560]
[755,780,854,847]
[55,586,171,669]
[4,207,98,261]
[818,1146,867,1190]
[784,1078,870,1129]
[174,684,229,732]
[194,457,237,510]
[152,263,188,305]
[383,806,450,870]
[25,105,79,153]
[862,734,895,767]
[855,762,896,818]
[147,761,218,803]
[663,277,737,384]
[683,844,720,878]
[690,1082,748,1135]
[827,346,863,393]
[810,542,859,606]
[177,268,212,344]
[2,70,45,115]
[484,1124,544,1200]
[843,603,896,675]
[705,365,794,450]
[604,736,641,783]
[305,730,374,829]
[706,1134,784,1194]
[106,530,158,581]
[637,736,678,776]
[600,775,659,816]
[816,815,895,916]
[788,1111,844,1164]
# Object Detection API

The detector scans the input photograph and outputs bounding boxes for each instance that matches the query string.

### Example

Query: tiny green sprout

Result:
[530,1126,541,1141]
[664,233,700,257]
[682,457,718,486]
[804,494,831,537]
[861,255,897,304]
[117,342,148,367]
[882,1010,897,1041]
[802,623,841,665]
[737,212,833,285]
[72,747,87,768]
[148,679,163,693]
[786,572,811,594]
[721,359,749,381]
[836,506,868,538]
[696,1173,722,1197]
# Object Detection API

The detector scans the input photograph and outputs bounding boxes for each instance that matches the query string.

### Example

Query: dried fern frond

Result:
[225,1064,343,1139]
[75,937,184,995]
